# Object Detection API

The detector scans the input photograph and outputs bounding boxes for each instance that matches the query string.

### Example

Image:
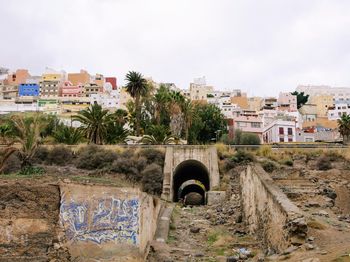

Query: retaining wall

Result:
[0,182,161,261]
[240,164,307,253]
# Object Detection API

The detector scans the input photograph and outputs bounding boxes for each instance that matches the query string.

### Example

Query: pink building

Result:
[233,115,263,142]
[278,92,297,112]
[60,81,83,97]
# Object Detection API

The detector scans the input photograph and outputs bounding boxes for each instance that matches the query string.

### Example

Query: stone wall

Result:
[240,165,307,253]
[59,184,161,261]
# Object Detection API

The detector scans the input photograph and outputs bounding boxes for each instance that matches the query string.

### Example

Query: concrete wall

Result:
[162,145,220,201]
[60,184,161,261]
[240,165,307,253]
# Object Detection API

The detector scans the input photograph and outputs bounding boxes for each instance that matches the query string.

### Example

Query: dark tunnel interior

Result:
[173,160,210,203]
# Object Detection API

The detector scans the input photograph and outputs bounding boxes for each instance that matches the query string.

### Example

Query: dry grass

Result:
[307,218,327,230]
[216,143,235,159]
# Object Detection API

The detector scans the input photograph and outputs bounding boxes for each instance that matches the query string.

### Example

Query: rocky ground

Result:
[148,168,264,262]
[265,152,350,261]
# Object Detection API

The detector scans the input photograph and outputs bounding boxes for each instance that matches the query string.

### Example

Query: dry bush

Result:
[316,156,332,170]
[216,143,234,160]
[1,152,21,174]
[46,146,73,166]
[138,148,165,167]
[261,160,277,173]
[141,163,163,195]
[75,145,118,170]
[32,146,49,164]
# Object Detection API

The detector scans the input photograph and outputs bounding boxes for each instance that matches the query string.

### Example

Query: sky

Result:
[1,0,350,96]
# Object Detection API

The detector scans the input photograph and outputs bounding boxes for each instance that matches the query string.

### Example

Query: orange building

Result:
[6,69,30,85]
[68,70,90,86]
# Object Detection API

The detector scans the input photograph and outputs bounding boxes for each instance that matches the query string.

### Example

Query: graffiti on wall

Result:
[60,195,139,245]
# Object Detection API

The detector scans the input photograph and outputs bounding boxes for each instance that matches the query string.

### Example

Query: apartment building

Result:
[263,119,296,143]
[278,92,297,112]
[60,81,83,97]
[82,83,103,97]
[68,70,90,86]
[5,69,30,85]
[18,83,40,97]
[309,95,333,117]
[233,114,263,142]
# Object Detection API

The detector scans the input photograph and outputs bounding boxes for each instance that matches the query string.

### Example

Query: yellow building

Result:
[309,95,334,117]
[248,97,263,111]
[42,73,62,81]
[231,95,249,109]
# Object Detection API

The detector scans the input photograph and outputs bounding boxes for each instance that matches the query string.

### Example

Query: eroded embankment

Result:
[240,164,308,253]
[0,181,161,262]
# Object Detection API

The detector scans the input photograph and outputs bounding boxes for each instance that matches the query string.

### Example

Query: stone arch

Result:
[172,159,210,203]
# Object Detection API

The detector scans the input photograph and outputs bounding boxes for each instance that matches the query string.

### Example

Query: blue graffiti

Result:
[60,197,139,245]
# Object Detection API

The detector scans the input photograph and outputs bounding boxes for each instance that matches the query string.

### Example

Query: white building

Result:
[328,103,350,120]
[296,85,350,102]
[90,90,119,109]
[263,119,296,143]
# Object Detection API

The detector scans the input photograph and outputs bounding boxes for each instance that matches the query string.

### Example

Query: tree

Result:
[73,104,111,145]
[337,113,350,144]
[188,103,226,144]
[52,125,84,145]
[0,123,17,173]
[140,125,175,145]
[181,100,195,143]
[9,114,46,168]
[125,71,148,136]
[291,91,309,109]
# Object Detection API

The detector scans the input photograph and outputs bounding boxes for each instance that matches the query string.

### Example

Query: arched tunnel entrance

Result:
[173,160,210,204]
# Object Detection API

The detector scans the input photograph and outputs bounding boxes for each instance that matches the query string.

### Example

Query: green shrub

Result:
[46,146,73,166]
[139,148,165,167]
[75,145,118,170]
[231,150,255,164]
[317,156,332,170]
[240,133,261,145]
[19,166,45,176]
[261,160,277,173]
[141,163,163,195]
[281,158,293,166]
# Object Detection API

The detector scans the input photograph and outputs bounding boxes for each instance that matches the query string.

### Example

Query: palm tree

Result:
[181,100,195,143]
[140,125,175,145]
[10,114,46,168]
[153,84,170,125]
[338,113,350,144]
[73,104,111,145]
[0,121,17,173]
[52,125,84,145]
[125,71,148,136]
[169,91,185,137]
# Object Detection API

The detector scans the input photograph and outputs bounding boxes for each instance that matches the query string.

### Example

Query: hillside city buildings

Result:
[0,68,345,143]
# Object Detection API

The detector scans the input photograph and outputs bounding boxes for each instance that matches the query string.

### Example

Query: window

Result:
[288,128,293,135]
[288,138,293,142]
[251,122,261,128]
[279,127,284,135]
[279,137,284,142]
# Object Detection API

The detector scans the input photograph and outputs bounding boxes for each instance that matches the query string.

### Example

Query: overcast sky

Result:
[1,0,350,96]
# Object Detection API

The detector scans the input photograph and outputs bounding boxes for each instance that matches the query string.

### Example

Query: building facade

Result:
[263,120,296,143]
[18,83,40,97]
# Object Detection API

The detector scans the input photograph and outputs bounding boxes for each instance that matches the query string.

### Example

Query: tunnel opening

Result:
[173,160,210,204]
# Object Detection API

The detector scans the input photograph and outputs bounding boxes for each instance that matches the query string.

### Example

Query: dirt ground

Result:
[268,155,350,262]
